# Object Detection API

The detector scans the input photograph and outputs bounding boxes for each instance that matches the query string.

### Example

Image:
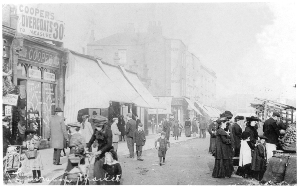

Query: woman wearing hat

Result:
[212,117,234,178]
[184,118,192,137]
[86,115,113,185]
[244,116,260,144]
[251,135,268,181]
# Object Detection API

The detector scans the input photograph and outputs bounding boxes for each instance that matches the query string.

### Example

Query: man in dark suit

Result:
[230,116,243,166]
[263,112,280,159]
[126,113,136,158]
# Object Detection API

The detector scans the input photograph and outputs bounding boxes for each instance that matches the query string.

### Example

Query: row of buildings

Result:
[86,22,217,123]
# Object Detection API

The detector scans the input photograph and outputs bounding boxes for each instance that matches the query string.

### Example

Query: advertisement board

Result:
[16,4,65,42]
[3,94,19,106]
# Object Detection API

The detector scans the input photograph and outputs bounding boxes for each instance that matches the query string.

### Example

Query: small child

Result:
[133,123,146,161]
[155,131,170,166]
[251,135,268,181]
[103,151,122,185]
[24,129,43,183]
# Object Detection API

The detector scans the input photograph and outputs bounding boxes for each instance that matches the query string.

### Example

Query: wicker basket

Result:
[25,150,37,159]
[68,154,81,164]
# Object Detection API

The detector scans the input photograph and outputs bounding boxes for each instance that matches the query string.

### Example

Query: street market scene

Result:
[1,2,297,185]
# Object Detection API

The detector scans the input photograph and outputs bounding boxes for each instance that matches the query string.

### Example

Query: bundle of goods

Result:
[279,123,296,152]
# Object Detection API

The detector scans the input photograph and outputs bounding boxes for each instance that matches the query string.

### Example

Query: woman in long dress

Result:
[173,120,180,140]
[184,118,191,137]
[117,115,126,141]
[212,118,234,178]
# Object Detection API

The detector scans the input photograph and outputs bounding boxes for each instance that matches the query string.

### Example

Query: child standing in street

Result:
[133,123,146,161]
[155,131,170,166]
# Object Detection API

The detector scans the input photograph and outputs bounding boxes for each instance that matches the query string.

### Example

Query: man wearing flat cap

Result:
[48,107,69,165]
[126,113,136,158]
[263,112,280,159]
[86,115,112,184]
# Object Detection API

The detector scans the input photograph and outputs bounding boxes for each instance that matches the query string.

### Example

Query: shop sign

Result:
[28,68,41,79]
[44,72,55,81]
[19,45,60,68]
[16,4,65,42]
[5,106,12,116]
[3,94,19,106]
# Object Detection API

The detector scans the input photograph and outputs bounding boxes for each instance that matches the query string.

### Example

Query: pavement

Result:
[19,132,198,185]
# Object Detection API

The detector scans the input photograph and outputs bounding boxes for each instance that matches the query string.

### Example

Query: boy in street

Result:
[133,123,146,161]
[155,131,170,166]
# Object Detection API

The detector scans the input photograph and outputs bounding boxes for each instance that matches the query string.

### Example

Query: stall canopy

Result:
[185,98,202,116]
[148,97,173,114]
[120,66,164,109]
[196,102,221,118]
[97,61,150,108]
[64,52,132,124]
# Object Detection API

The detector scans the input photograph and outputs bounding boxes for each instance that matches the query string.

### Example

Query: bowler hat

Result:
[93,115,108,126]
[68,122,81,128]
[127,113,132,118]
[272,112,281,117]
[55,107,63,112]
[259,135,268,140]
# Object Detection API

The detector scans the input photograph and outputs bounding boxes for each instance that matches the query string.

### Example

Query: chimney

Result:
[88,30,95,43]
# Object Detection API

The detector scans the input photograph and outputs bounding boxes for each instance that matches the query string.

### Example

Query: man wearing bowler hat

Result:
[263,112,281,159]
[48,107,69,165]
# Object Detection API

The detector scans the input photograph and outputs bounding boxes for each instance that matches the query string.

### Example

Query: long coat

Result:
[191,120,198,133]
[126,119,136,138]
[214,128,233,160]
[263,117,280,144]
[173,120,180,137]
[251,143,267,171]
[231,123,243,153]
[162,121,171,140]
[111,122,121,143]
[184,120,192,137]
[117,118,126,136]
[48,115,69,149]
[208,122,218,153]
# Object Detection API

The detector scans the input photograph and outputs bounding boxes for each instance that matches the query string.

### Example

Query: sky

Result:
[20,2,297,101]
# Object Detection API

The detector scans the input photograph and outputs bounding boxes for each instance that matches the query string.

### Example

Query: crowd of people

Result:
[209,110,294,182]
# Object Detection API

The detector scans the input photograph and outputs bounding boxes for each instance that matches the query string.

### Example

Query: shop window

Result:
[17,63,27,77]
[28,66,41,79]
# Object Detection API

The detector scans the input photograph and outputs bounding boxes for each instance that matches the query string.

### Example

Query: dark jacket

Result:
[87,125,113,158]
[231,123,243,150]
[245,125,259,144]
[126,119,136,138]
[251,143,267,171]
[214,128,233,159]
[263,118,280,144]
[208,122,218,138]
[117,117,126,135]
[133,130,146,146]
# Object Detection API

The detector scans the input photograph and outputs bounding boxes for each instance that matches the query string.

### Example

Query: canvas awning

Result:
[196,102,221,118]
[148,97,172,114]
[185,98,202,116]
[120,66,164,109]
[64,52,132,124]
[97,61,150,108]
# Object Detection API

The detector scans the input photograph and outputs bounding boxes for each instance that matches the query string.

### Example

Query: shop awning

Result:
[185,98,202,116]
[120,66,164,109]
[64,52,132,124]
[148,97,172,114]
[97,61,150,108]
[195,102,221,118]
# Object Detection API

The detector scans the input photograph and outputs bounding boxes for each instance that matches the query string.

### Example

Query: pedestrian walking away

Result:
[126,113,136,158]
[162,118,171,140]
[111,117,122,152]
[155,131,170,166]
[199,118,208,138]
[48,107,69,165]
[86,115,113,185]
[133,123,146,161]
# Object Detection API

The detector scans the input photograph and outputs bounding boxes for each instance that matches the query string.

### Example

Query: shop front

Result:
[171,97,188,125]
[3,26,66,145]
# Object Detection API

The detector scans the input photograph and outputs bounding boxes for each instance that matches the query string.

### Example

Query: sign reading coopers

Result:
[17,4,65,42]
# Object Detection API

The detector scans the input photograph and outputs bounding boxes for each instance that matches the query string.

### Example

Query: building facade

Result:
[87,22,217,122]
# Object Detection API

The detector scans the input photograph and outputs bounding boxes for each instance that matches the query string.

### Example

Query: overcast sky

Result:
[33,2,297,100]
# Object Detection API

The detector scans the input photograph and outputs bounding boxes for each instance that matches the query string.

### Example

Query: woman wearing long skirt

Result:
[184,118,191,137]
[212,118,234,178]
